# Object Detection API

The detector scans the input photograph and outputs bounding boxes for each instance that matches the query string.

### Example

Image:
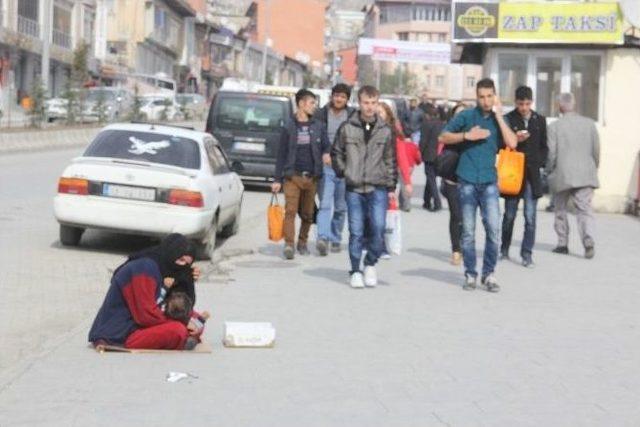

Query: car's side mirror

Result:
[231,161,244,173]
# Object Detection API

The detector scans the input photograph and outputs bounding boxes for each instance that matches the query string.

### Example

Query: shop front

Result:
[453,1,640,213]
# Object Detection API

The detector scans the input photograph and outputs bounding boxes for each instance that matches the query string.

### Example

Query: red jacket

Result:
[396,137,422,184]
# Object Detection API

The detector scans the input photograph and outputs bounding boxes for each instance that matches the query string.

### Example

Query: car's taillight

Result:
[168,189,204,207]
[58,177,89,195]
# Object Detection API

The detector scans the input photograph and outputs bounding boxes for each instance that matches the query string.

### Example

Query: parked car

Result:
[45,97,69,122]
[83,87,133,122]
[205,91,294,182]
[53,122,244,259]
[139,96,184,121]
[176,93,207,120]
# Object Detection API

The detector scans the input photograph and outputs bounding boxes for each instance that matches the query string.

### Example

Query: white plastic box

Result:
[223,322,276,348]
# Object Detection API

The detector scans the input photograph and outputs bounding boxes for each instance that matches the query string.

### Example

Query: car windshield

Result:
[84,130,201,169]
[85,90,118,102]
[215,95,285,131]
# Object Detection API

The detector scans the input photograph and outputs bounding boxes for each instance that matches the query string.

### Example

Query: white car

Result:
[54,123,244,259]
[139,96,183,121]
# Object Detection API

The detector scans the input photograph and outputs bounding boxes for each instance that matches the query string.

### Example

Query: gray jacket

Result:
[332,113,397,192]
[546,112,600,193]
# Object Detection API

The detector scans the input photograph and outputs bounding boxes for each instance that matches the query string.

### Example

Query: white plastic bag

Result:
[385,208,402,255]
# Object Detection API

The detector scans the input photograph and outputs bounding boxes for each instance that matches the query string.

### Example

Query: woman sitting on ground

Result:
[88,233,201,350]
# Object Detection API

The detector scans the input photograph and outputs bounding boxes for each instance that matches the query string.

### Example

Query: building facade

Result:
[453,0,640,213]
[0,0,99,111]
[360,0,482,101]
[248,0,327,75]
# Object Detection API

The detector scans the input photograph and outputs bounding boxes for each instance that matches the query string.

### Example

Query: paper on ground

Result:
[223,322,276,348]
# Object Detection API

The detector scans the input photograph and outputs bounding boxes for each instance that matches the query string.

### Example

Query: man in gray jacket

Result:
[546,93,600,259]
[332,85,397,289]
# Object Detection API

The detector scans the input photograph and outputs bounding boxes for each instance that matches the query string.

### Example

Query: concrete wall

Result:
[596,48,640,213]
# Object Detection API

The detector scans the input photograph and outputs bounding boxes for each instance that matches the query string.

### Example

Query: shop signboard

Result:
[358,38,451,65]
[453,1,624,44]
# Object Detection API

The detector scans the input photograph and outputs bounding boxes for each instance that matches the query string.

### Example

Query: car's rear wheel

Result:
[196,216,217,260]
[220,200,242,238]
[60,225,84,246]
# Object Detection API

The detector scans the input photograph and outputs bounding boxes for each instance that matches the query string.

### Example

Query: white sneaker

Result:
[350,272,365,289]
[363,266,378,287]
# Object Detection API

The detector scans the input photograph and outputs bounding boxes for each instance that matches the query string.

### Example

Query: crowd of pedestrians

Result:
[271,79,600,291]
[87,79,601,351]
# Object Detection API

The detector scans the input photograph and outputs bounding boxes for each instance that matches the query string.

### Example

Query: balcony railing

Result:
[17,15,40,38]
[52,29,71,49]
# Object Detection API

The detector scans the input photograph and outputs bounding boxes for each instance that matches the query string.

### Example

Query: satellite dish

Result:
[620,0,640,28]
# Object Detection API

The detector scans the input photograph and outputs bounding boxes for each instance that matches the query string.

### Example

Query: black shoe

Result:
[463,275,477,291]
[585,246,595,259]
[284,245,295,260]
[545,205,555,213]
[297,243,310,256]
[422,203,432,211]
[330,242,341,253]
[522,258,534,268]
[552,246,569,255]
[481,274,501,293]
[316,239,328,256]
[499,251,509,261]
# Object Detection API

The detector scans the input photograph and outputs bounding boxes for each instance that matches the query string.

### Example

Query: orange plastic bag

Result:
[267,194,285,242]
[497,148,525,196]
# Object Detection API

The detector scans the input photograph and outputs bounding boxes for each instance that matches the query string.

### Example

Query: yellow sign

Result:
[453,2,624,44]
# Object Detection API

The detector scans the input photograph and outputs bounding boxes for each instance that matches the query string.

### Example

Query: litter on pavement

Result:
[166,372,198,383]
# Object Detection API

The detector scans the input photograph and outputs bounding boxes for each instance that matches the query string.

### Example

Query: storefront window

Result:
[536,57,562,118]
[492,50,603,121]
[571,56,600,121]
[498,54,527,104]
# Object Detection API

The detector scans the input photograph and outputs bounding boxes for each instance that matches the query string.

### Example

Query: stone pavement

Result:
[1,157,639,426]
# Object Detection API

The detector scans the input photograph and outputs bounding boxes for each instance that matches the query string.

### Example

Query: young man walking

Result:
[272,89,330,260]
[314,84,355,256]
[439,79,517,292]
[332,85,397,289]
[501,86,548,267]
[546,93,600,259]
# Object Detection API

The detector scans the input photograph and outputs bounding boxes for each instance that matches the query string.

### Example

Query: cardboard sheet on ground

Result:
[93,341,213,354]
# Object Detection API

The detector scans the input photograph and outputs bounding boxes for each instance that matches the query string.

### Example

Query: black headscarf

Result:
[114,234,197,303]
[122,233,193,274]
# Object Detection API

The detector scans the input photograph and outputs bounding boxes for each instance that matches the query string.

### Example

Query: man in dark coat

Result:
[419,103,444,211]
[500,86,549,267]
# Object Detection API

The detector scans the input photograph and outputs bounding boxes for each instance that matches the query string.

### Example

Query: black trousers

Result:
[423,162,442,210]
[440,180,462,253]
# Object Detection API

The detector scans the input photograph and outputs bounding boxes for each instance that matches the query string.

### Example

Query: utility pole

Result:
[260,0,271,84]
[41,0,52,95]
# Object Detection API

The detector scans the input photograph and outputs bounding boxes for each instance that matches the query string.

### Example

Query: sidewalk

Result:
[1,184,639,426]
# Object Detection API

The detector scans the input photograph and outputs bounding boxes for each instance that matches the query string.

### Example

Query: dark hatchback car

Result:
[205,91,294,182]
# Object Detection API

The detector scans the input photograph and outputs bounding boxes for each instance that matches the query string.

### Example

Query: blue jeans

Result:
[317,166,347,243]
[346,188,388,273]
[501,181,537,260]
[459,180,500,279]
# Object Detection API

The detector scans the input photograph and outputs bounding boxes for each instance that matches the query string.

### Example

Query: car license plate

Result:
[233,142,265,153]
[103,184,155,201]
